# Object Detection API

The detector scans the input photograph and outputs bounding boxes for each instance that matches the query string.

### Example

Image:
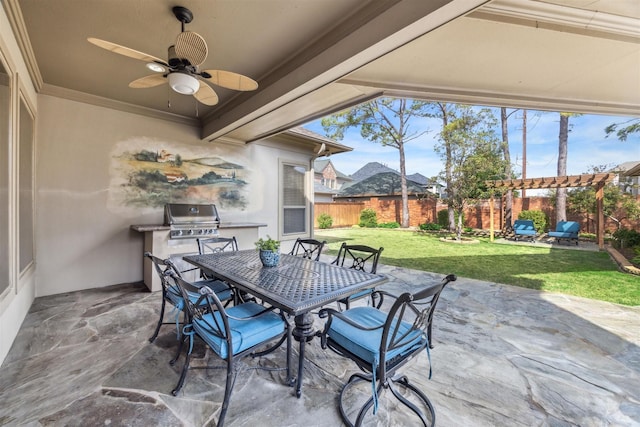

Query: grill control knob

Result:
[188,229,194,235]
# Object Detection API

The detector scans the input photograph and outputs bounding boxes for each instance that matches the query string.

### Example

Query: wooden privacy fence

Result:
[315,202,365,227]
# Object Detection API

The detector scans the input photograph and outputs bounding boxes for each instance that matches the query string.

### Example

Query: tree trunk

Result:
[557,114,569,222]
[500,108,513,230]
[399,142,409,228]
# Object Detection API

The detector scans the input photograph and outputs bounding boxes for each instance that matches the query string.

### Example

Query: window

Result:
[281,161,308,237]
[0,60,9,294]
[18,93,34,273]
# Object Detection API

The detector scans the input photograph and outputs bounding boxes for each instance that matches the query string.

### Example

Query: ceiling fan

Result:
[87,6,258,106]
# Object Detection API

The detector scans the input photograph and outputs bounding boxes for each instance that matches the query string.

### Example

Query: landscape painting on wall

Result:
[110,138,250,210]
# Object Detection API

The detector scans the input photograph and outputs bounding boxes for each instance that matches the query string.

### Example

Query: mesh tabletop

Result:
[184,250,388,316]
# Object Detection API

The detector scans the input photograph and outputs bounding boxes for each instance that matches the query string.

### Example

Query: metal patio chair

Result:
[318,274,456,427]
[169,272,291,427]
[288,237,326,261]
[145,252,233,348]
[331,243,384,310]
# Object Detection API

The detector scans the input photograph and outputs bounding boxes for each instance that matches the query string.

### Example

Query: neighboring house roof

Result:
[314,182,339,195]
[614,160,640,176]
[407,172,429,185]
[337,172,426,197]
[313,159,352,181]
[350,162,398,182]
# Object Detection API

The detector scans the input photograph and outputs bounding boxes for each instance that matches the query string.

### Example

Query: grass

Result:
[315,228,640,306]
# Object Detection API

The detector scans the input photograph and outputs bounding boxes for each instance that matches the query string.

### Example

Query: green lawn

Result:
[315,228,640,306]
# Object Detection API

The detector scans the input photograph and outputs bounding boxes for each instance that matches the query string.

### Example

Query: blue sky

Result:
[304,108,640,186]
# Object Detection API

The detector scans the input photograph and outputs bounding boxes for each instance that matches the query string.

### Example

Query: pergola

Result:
[486,173,616,250]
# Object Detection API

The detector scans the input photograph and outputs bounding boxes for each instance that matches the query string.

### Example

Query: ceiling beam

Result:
[200,0,488,142]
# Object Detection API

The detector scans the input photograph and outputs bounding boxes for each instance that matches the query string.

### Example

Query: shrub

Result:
[419,222,442,231]
[437,209,464,229]
[612,227,640,248]
[317,213,333,229]
[518,210,547,233]
[378,222,400,228]
[359,208,378,228]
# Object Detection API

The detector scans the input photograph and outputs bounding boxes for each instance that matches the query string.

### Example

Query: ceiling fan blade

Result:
[202,70,258,91]
[175,31,208,66]
[88,38,167,65]
[194,81,219,106]
[129,74,167,89]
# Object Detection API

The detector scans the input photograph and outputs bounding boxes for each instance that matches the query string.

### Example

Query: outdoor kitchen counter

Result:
[130,222,267,232]
[132,222,267,292]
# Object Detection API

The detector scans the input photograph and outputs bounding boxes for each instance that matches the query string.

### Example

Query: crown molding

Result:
[2,0,42,90]
[41,83,199,127]
[471,0,640,42]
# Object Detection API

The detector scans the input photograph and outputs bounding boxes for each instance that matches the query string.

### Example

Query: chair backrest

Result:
[381,274,456,370]
[145,251,180,291]
[198,236,239,254]
[514,219,535,231]
[556,221,580,233]
[332,243,383,274]
[288,238,326,261]
[168,270,229,334]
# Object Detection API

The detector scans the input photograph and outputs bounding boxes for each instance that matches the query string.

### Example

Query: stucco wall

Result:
[35,95,310,297]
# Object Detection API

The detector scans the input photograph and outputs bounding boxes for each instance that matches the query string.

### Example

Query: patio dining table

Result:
[183,249,388,398]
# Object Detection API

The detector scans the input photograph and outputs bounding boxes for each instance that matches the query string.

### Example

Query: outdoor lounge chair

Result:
[513,219,537,242]
[548,221,580,245]
[317,274,456,426]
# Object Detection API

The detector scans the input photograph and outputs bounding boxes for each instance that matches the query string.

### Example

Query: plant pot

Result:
[259,249,280,267]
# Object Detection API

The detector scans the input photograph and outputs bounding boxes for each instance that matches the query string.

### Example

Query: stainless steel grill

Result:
[164,203,220,239]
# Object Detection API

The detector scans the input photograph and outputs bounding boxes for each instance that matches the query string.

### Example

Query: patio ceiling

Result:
[4,0,639,142]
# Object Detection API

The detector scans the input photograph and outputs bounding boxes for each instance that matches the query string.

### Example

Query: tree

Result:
[605,118,640,141]
[567,165,640,231]
[556,113,569,222]
[556,112,581,223]
[500,108,519,230]
[434,105,507,240]
[321,98,430,227]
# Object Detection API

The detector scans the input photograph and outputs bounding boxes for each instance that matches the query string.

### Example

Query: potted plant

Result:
[255,235,281,267]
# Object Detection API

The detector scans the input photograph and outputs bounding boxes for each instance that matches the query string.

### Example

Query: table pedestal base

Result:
[292,312,316,398]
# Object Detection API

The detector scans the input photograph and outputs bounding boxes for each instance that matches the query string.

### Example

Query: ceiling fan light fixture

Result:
[146,62,165,73]
[168,72,199,95]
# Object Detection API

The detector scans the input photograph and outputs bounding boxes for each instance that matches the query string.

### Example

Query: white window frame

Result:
[279,159,310,240]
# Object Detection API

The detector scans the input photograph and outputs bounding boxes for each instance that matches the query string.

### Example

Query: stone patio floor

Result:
[1,263,639,426]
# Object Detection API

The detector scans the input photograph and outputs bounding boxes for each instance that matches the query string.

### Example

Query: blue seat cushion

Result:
[166,279,232,307]
[193,302,285,359]
[328,307,426,366]
[341,288,374,303]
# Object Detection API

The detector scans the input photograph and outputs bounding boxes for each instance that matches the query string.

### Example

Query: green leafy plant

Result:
[437,209,465,229]
[612,228,640,249]
[378,222,400,229]
[317,213,333,229]
[420,222,442,231]
[359,208,378,228]
[255,235,280,252]
[518,210,547,233]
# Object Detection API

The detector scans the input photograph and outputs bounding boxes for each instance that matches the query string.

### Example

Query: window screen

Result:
[282,163,307,235]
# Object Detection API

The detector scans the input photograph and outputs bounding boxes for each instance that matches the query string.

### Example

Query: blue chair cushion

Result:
[166,279,232,307]
[328,307,427,366]
[193,302,285,359]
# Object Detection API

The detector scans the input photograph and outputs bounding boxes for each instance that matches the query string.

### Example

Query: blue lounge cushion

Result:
[549,221,579,238]
[193,302,285,359]
[513,220,536,236]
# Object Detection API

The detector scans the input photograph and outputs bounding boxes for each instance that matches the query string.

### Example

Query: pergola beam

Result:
[485,173,616,250]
